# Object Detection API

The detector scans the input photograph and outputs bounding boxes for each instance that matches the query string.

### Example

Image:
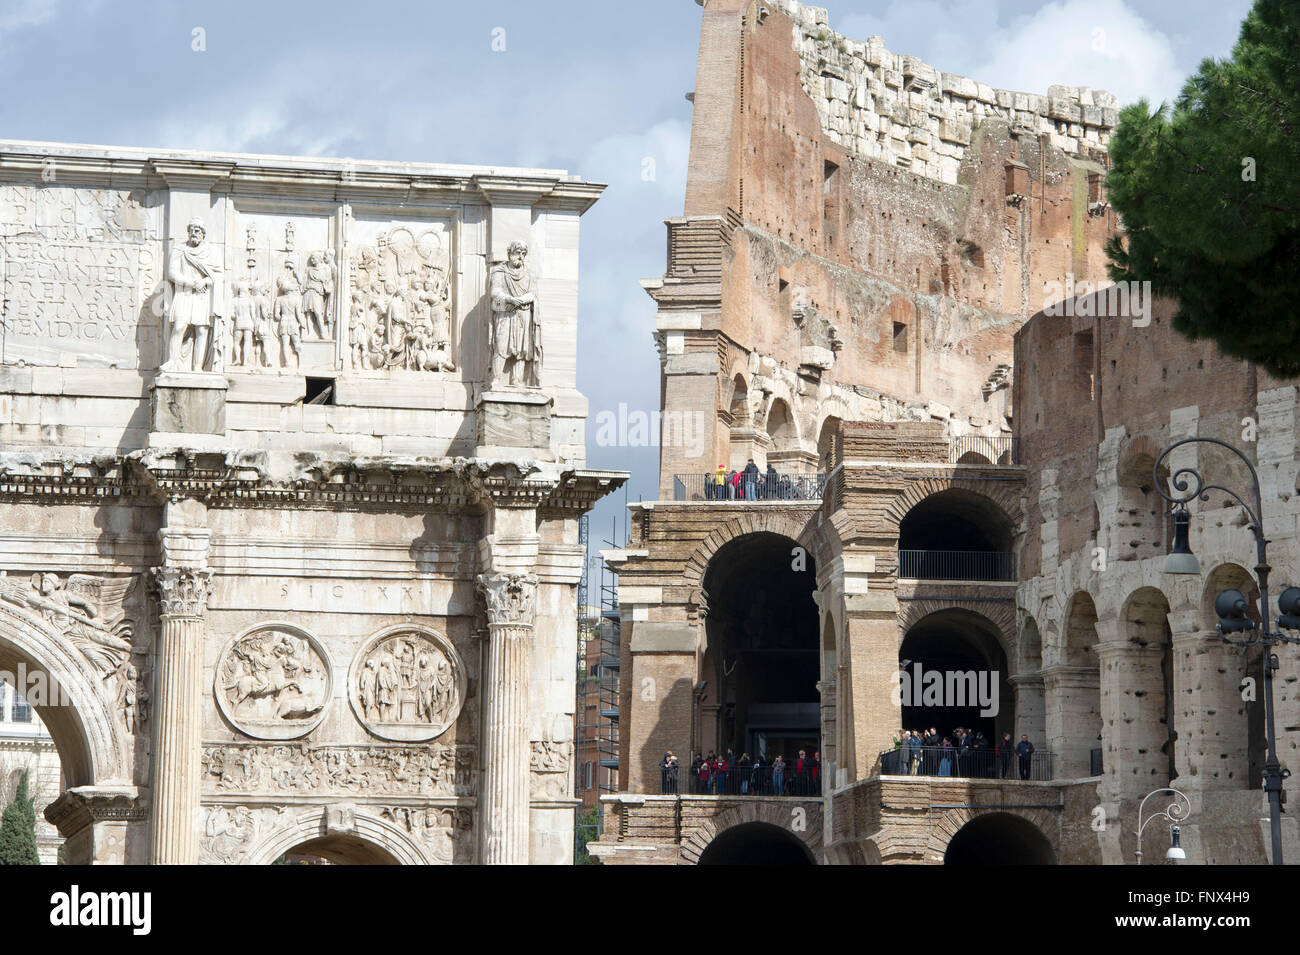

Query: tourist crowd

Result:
[658,749,822,796]
[889,728,1037,779]
[703,459,821,501]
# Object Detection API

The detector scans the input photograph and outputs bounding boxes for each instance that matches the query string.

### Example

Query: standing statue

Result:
[163,217,226,373]
[302,251,334,339]
[488,240,542,388]
[274,261,303,369]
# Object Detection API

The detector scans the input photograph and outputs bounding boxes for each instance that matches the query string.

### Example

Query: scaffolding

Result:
[573,515,624,862]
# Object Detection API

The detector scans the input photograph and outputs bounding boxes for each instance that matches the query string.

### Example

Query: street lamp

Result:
[1136,787,1191,865]
[1155,436,1300,865]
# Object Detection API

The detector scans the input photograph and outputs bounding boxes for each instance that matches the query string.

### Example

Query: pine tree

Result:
[1106,0,1300,376]
[0,769,40,865]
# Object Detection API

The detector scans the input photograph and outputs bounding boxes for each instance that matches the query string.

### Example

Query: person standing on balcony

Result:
[998,732,1014,779]
[661,752,673,793]
[772,754,786,795]
[691,753,704,793]
[737,752,753,794]
[728,469,741,499]
[711,465,726,500]
[1016,735,1035,780]
[811,750,822,792]
[764,462,778,499]
[907,732,922,775]
[938,738,954,776]
[742,459,760,500]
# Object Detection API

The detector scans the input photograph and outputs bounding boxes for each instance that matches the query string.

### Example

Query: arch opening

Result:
[1121,587,1175,783]
[898,609,1013,775]
[1116,451,1171,561]
[701,532,819,774]
[274,834,401,865]
[697,821,815,865]
[944,812,1056,865]
[898,489,1015,581]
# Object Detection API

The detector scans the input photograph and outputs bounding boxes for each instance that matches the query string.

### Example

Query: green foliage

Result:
[1106,0,1300,376]
[574,805,600,866]
[0,770,40,865]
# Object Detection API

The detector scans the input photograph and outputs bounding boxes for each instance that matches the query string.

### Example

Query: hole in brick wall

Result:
[893,322,908,353]
[305,377,335,406]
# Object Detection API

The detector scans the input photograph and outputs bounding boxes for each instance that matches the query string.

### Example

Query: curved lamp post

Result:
[1154,437,1299,865]
[1135,787,1191,865]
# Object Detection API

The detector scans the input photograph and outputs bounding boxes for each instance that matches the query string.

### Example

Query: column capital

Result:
[477,572,538,628]
[152,566,212,618]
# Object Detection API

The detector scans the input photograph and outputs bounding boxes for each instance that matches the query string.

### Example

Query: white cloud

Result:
[0,0,56,34]
[838,0,1185,107]
[581,119,691,201]
[969,0,1184,106]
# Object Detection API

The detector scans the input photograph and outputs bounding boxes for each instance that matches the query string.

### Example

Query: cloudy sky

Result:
[0,0,1253,548]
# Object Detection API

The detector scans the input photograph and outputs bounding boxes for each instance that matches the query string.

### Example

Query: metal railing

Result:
[950,435,1020,465]
[658,760,823,797]
[672,472,826,503]
[878,746,1054,781]
[897,549,1017,581]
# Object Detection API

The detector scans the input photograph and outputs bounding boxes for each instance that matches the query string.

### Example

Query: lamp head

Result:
[1215,588,1257,636]
[1278,587,1300,631]
[1166,825,1186,861]
[1163,508,1200,575]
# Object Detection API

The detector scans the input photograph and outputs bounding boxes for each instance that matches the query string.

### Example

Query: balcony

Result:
[897,549,1016,582]
[949,435,1020,465]
[672,472,826,503]
[878,746,1054,781]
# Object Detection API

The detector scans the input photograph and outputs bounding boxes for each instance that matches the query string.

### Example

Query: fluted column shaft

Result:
[477,572,537,865]
[150,565,210,865]
[481,622,531,864]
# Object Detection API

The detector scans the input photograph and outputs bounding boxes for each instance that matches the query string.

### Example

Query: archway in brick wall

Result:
[899,608,1013,770]
[701,531,819,778]
[897,489,1016,581]
[696,821,816,865]
[1120,587,1176,785]
[943,812,1056,865]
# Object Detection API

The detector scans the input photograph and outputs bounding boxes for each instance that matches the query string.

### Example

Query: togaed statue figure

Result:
[488,240,542,388]
[163,216,226,372]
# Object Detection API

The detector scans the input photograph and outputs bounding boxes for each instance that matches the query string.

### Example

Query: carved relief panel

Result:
[214,623,332,740]
[227,207,338,372]
[348,625,465,742]
[344,215,456,374]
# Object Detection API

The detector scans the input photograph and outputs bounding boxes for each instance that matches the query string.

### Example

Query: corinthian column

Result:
[477,572,537,865]
[150,564,211,864]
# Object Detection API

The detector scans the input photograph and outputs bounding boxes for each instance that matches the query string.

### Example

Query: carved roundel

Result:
[214,623,332,741]
[348,625,466,742]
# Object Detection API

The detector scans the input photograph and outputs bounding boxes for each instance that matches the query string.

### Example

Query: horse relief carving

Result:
[214,624,332,740]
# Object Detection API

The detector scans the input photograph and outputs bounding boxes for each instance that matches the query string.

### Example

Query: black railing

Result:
[672,472,826,502]
[659,761,823,797]
[1089,747,1103,776]
[897,549,1017,581]
[950,435,1020,465]
[879,746,1053,781]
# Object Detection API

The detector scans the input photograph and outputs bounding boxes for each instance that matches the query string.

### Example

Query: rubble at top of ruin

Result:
[766,0,1119,184]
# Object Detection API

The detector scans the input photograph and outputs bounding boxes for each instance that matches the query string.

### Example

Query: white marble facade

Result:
[0,141,624,864]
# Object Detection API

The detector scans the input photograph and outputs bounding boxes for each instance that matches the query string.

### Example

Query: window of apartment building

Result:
[11,687,32,723]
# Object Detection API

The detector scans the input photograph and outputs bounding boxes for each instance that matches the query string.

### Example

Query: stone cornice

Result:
[541,469,629,513]
[44,785,145,836]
